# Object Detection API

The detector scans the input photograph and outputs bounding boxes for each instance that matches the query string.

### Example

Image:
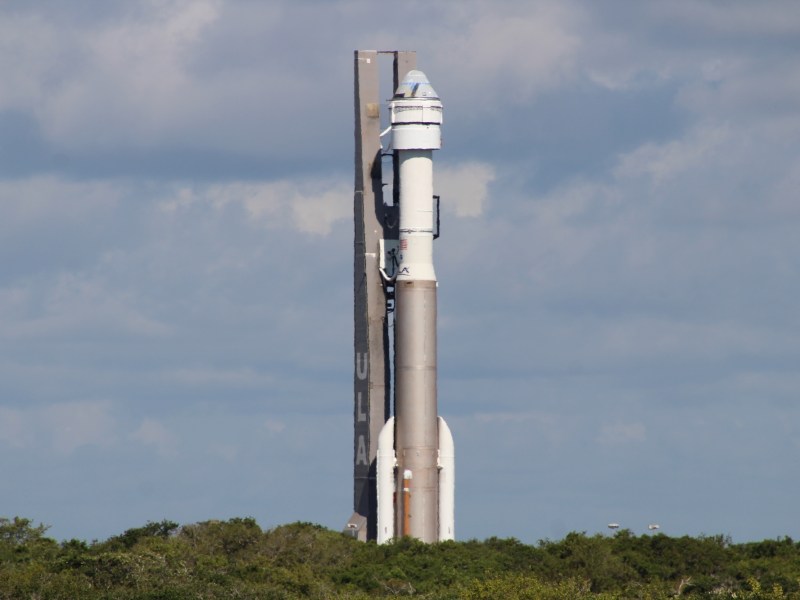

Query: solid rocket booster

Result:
[376,70,454,544]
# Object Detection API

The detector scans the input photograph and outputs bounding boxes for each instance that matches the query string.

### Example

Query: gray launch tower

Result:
[345,50,454,543]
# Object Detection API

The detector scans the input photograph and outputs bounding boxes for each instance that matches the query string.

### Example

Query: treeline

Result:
[1,516,799,599]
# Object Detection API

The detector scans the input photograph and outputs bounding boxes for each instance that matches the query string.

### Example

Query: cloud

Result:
[165,367,274,388]
[0,0,586,176]
[577,1,800,136]
[1,271,171,340]
[208,443,238,462]
[43,401,118,454]
[264,419,286,435]
[614,124,732,185]
[0,176,121,229]
[597,422,646,445]
[0,10,62,112]
[0,0,331,170]
[158,178,351,235]
[130,418,177,457]
[425,1,582,105]
[771,157,800,218]
[0,407,29,448]
[460,410,572,450]
[37,0,222,148]
[351,1,583,109]
[286,183,353,235]
[650,1,800,37]
[438,162,496,217]
[0,401,117,454]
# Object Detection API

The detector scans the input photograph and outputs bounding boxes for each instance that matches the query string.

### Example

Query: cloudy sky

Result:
[2,0,799,544]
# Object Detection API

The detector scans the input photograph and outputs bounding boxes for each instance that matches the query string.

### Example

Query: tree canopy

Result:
[1,516,799,599]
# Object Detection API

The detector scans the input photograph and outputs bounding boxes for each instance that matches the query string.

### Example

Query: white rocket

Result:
[376,70,455,544]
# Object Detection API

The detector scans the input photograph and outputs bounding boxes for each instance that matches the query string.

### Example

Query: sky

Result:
[1,0,799,544]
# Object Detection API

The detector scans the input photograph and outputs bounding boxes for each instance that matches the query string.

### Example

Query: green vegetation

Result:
[2,516,800,598]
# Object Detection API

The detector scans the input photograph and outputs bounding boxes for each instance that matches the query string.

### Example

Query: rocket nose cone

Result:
[394,70,439,99]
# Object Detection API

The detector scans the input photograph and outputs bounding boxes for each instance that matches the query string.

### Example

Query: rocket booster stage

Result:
[376,70,454,544]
